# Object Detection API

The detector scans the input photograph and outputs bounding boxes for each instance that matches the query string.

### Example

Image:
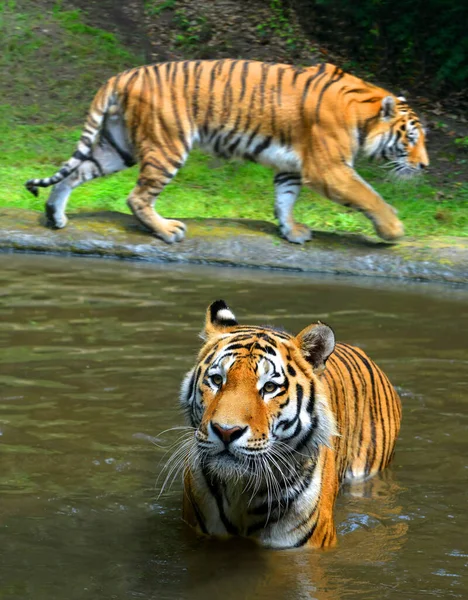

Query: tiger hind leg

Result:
[126,150,187,244]
[274,172,312,244]
[45,125,134,229]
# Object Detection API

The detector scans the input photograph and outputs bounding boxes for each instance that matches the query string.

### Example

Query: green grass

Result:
[2,111,467,238]
[0,1,140,124]
[1,1,467,239]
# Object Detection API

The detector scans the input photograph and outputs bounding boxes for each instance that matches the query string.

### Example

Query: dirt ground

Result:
[43,0,468,187]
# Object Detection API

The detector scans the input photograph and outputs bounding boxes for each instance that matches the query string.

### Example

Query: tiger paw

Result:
[45,204,68,229]
[155,219,187,244]
[280,222,312,244]
[374,215,405,241]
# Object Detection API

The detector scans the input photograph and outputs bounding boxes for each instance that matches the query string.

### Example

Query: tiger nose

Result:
[211,422,247,444]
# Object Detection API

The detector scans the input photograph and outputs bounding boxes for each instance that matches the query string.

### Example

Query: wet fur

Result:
[174,301,402,549]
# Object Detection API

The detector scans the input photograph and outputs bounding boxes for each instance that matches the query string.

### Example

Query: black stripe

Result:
[244,84,258,132]
[246,123,261,148]
[169,65,189,154]
[332,345,367,453]
[293,518,318,547]
[276,383,303,434]
[349,348,378,474]
[315,67,344,123]
[292,68,302,87]
[259,63,270,114]
[72,150,90,161]
[181,61,195,138]
[202,469,238,535]
[223,342,253,351]
[291,495,319,533]
[276,67,285,106]
[87,156,104,176]
[186,371,195,400]
[274,172,301,186]
[101,129,135,167]
[295,414,318,453]
[239,61,250,102]
[372,365,390,470]
[121,69,139,109]
[300,63,326,118]
[186,487,208,534]
[192,60,203,120]
[306,380,315,414]
[204,61,219,127]
[361,96,382,104]
[332,346,361,404]
[164,61,172,83]
[222,60,238,117]
[141,160,173,179]
[253,136,272,156]
[343,87,369,95]
[203,351,217,365]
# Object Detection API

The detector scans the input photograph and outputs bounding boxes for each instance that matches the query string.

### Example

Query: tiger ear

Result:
[203,300,238,338]
[381,96,396,120]
[295,323,335,374]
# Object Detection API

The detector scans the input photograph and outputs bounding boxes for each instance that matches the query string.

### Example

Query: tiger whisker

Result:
[152,426,195,450]
[157,437,195,497]
[265,452,286,517]
[157,441,192,492]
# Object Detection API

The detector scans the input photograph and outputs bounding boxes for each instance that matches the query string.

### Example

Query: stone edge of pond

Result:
[1,208,467,284]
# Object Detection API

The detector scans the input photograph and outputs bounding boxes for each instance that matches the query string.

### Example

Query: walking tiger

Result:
[26,60,428,244]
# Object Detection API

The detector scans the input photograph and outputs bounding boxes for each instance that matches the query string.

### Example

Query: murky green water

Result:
[1,253,467,599]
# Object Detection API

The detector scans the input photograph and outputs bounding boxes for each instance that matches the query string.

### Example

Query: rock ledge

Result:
[1,208,467,284]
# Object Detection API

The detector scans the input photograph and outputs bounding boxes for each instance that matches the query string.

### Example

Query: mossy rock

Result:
[1,208,467,284]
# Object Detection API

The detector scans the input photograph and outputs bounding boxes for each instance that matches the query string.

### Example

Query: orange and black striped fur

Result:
[25,60,429,244]
[177,300,401,549]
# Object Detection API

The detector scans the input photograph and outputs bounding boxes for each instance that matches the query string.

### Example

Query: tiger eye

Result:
[211,373,223,387]
[263,381,278,394]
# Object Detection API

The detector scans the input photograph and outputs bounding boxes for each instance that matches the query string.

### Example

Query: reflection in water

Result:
[0,254,467,599]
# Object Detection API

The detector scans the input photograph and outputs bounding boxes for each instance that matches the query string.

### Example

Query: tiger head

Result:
[180,300,338,480]
[363,95,429,178]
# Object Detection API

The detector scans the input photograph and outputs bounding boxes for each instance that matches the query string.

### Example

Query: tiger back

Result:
[177,300,402,549]
[25,60,428,245]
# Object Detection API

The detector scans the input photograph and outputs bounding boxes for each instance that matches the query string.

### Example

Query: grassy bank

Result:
[1,1,467,239]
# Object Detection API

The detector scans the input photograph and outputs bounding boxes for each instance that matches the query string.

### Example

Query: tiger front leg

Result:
[274,172,312,244]
[306,164,404,241]
[127,153,187,244]
[45,180,72,229]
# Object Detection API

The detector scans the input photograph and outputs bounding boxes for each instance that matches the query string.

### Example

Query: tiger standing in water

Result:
[173,300,402,549]
[26,60,429,244]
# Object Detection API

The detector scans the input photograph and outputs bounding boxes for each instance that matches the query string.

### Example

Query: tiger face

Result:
[364,95,429,178]
[180,300,337,480]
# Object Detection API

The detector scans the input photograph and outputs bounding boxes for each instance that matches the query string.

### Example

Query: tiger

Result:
[25,60,429,245]
[176,300,402,549]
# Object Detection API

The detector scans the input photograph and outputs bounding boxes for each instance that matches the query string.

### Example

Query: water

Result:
[1,253,467,599]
